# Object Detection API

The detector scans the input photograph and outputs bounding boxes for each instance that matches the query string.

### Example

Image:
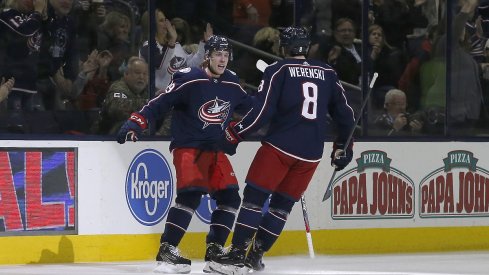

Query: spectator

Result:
[111,0,142,25]
[0,77,14,103]
[73,0,108,59]
[97,11,133,80]
[232,26,280,88]
[171,17,192,46]
[0,0,46,111]
[303,0,333,59]
[233,0,271,27]
[420,0,483,136]
[367,24,407,110]
[331,0,362,32]
[371,88,423,136]
[315,18,361,86]
[74,49,113,110]
[370,0,412,50]
[398,24,438,111]
[92,56,148,135]
[138,9,212,91]
[36,0,79,110]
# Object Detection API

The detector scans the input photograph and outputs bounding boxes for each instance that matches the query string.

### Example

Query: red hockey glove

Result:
[116,113,147,144]
[221,121,242,155]
[330,140,353,171]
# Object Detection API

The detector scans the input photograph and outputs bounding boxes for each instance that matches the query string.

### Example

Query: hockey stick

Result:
[255,59,315,259]
[321,72,379,202]
[300,195,315,258]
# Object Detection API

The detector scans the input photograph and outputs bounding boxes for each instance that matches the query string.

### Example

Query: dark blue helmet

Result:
[205,35,233,60]
[279,26,311,56]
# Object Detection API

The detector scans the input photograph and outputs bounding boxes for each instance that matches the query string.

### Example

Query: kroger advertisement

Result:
[1,140,488,236]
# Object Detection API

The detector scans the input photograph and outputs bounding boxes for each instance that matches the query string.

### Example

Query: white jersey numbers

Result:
[301,82,318,119]
[165,82,176,94]
[257,80,264,92]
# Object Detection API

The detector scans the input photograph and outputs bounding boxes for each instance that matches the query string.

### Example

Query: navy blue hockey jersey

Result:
[233,58,355,162]
[0,9,43,93]
[138,67,253,151]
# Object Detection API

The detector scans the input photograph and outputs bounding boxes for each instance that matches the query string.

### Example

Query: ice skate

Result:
[203,242,224,273]
[245,241,265,271]
[153,242,191,274]
[209,245,248,275]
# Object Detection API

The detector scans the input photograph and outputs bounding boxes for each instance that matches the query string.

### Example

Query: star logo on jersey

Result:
[27,32,42,54]
[167,56,187,74]
[198,97,231,129]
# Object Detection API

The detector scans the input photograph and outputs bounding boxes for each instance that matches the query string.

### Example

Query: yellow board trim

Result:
[1,227,489,264]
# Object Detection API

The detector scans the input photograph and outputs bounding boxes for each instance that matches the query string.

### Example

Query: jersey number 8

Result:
[302,82,317,119]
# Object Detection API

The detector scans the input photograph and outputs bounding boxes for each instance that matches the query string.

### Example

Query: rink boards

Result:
[0,140,488,264]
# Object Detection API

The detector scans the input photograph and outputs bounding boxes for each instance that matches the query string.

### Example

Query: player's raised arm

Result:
[233,64,283,138]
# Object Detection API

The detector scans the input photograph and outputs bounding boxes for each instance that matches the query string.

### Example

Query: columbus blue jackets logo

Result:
[198,97,231,129]
[167,56,187,74]
[27,32,42,53]
[125,149,174,226]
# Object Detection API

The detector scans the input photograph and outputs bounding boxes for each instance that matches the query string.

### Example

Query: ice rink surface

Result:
[0,252,488,275]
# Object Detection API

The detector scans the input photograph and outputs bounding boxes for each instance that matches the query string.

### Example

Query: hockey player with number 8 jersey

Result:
[210,26,356,275]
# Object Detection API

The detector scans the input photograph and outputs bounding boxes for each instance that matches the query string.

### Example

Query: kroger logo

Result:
[125,149,173,226]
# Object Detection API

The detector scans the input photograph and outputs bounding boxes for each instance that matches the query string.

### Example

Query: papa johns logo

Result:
[331,150,415,220]
[125,149,174,226]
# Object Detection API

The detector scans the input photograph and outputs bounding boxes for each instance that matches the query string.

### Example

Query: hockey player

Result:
[209,26,356,275]
[116,35,253,274]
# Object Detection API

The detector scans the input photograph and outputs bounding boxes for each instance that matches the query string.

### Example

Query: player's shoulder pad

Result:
[221,69,240,83]
[264,60,281,72]
[172,66,205,81]
[164,67,207,93]
[304,59,333,71]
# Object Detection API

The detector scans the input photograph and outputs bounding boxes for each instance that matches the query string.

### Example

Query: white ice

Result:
[0,252,488,275]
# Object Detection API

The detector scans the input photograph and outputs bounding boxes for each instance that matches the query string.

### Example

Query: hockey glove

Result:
[330,140,353,171]
[116,112,148,144]
[220,122,242,156]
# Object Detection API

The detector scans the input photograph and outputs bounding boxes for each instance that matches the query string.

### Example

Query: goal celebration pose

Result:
[210,26,356,275]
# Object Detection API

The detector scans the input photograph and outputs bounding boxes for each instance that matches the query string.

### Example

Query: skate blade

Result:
[209,261,249,275]
[153,261,191,274]
[203,261,212,273]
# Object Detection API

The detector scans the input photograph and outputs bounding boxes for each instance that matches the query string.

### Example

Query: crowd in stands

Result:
[0,0,488,138]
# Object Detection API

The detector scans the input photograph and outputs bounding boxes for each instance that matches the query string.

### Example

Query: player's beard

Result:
[207,59,225,77]
[208,64,220,76]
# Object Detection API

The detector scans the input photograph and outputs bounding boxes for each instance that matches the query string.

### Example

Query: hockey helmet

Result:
[279,26,311,56]
[205,35,233,60]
